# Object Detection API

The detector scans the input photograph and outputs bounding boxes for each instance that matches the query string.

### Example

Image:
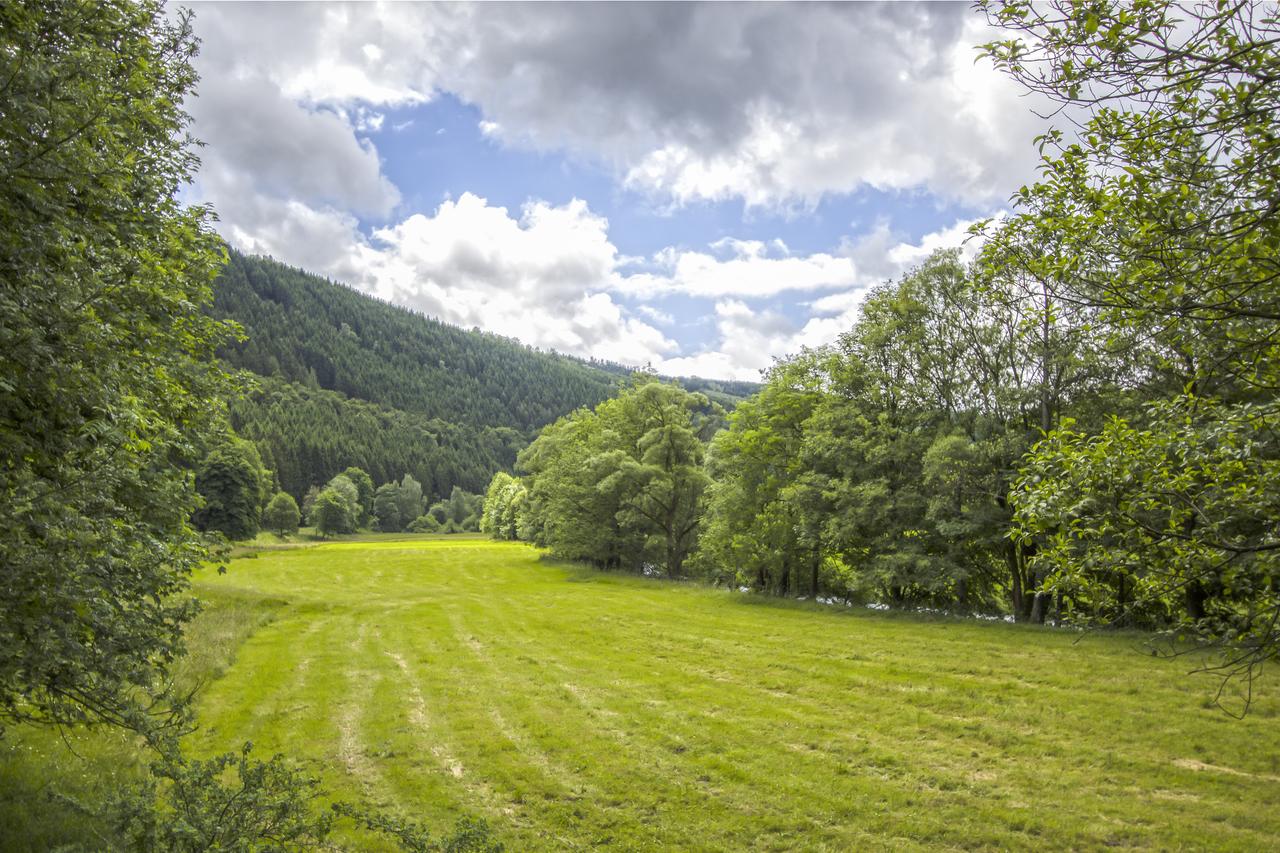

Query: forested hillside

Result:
[212,253,756,502]
[229,378,523,499]
[213,251,623,431]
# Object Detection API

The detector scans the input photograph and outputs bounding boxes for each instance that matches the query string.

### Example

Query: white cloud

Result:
[635,305,675,326]
[186,2,1046,210]
[190,75,400,219]
[433,4,1043,208]
[187,2,437,108]
[653,217,989,380]
[178,3,1028,381]
[338,193,678,366]
[621,246,860,299]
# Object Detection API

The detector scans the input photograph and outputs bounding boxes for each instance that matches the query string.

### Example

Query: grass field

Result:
[5,535,1280,850]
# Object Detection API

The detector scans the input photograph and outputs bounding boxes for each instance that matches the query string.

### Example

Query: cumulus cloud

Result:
[433,3,1043,207]
[190,75,400,219]
[186,2,438,108]
[655,217,990,381]
[179,2,1032,380]
[187,2,1043,211]
[621,241,860,299]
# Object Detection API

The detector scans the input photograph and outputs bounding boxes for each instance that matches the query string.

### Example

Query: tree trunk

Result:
[1030,590,1047,625]
[810,553,820,599]
[1008,542,1027,622]
[1186,581,1207,621]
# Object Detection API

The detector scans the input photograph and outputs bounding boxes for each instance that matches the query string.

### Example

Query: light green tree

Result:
[520,408,635,567]
[481,472,529,540]
[979,0,1280,687]
[341,466,375,526]
[263,492,301,538]
[311,489,353,539]
[324,473,361,532]
[373,482,405,532]
[396,474,424,529]
[698,354,825,595]
[521,379,721,576]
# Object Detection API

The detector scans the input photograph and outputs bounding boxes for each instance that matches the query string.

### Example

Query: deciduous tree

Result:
[0,0,236,731]
[980,0,1280,687]
[263,491,301,538]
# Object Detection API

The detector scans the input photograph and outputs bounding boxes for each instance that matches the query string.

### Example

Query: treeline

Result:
[303,467,483,537]
[488,239,1271,643]
[487,253,1106,619]
[486,0,1280,687]
[193,442,485,541]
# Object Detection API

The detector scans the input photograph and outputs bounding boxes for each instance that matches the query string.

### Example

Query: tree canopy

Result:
[0,0,235,730]
[519,379,723,576]
[979,0,1280,693]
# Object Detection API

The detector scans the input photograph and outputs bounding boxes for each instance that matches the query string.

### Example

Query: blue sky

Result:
[184,2,1044,380]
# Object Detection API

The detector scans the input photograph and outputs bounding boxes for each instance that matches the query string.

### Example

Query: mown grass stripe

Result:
[170,536,1280,851]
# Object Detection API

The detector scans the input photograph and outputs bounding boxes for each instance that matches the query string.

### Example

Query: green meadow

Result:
[5,535,1280,850]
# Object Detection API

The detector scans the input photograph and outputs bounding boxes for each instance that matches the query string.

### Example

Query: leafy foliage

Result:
[979,0,1280,685]
[263,492,301,538]
[310,489,354,538]
[341,466,375,527]
[93,742,330,852]
[373,482,407,532]
[480,472,529,541]
[194,438,272,540]
[693,250,1086,615]
[0,0,236,731]
[520,380,722,575]
[68,740,502,852]
[1016,398,1280,698]
[698,355,825,595]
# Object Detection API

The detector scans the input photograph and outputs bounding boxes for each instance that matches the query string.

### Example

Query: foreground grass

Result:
[3,535,1278,849]
[0,588,285,850]
[162,536,1280,850]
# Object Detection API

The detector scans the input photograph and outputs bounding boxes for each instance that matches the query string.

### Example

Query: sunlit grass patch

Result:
[178,536,1280,850]
[4,536,1278,850]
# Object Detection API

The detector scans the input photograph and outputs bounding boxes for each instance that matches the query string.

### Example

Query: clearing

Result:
[5,535,1280,850]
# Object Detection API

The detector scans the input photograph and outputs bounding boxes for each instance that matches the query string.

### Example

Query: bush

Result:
[71,741,504,852]
[408,514,441,534]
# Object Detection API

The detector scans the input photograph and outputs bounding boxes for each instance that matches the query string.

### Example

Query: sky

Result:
[182,1,1046,381]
